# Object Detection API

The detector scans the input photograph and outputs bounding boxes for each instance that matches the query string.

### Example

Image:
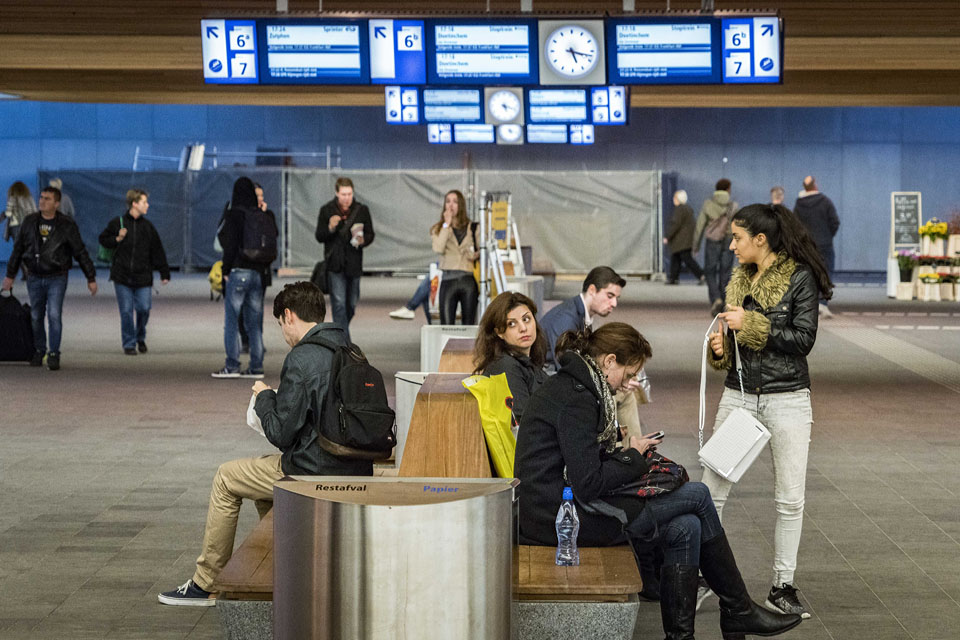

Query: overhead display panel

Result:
[257,19,369,84]
[721,17,782,83]
[606,18,720,84]
[428,123,453,144]
[590,86,628,125]
[426,19,539,85]
[453,124,496,144]
[369,19,426,84]
[526,89,589,124]
[201,19,259,84]
[569,124,595,145]
[527,124,569,144]
[384,86,420,124]
[422,88,483,123]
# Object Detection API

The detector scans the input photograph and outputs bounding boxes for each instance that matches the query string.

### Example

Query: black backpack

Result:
[240,209,278,264]
[313,337,397,460]
[0,291,34,362]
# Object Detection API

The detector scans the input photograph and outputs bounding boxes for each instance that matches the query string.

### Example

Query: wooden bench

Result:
[213,371,643,639]
[436,337,477,373]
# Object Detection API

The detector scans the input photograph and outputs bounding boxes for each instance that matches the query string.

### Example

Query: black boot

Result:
[659,565,699,640]
[699,533,802,640]
[634,540,662,601]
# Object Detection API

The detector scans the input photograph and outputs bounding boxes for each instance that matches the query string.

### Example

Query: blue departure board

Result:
[721,17,782,84]
[526,124,568,144]
[422,88,483,123]
[428,123,453,144]
[369,19,426,84]
[606,18,721,84]
[590,86,628,125]
[257,19,369,84]
[526,89,589,124]
[426,20,539,85]
[201,20,258,84]
[453,124,496,143]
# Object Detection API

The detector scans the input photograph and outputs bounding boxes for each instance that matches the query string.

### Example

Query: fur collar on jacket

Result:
[725,252,797,310]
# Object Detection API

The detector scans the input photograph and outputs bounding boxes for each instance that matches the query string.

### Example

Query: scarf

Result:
[580,353,619,453]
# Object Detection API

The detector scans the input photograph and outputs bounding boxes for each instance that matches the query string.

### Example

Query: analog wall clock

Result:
[544,25,599,78]
[488,90,522,123]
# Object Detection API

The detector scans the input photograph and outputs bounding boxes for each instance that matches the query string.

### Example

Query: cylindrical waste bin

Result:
[273,476,517,640]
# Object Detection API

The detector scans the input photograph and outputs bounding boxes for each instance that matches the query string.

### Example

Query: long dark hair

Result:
[473,292,547,373]
[430,189,469,234]
[555,322,652,368]
[731,204,834,299]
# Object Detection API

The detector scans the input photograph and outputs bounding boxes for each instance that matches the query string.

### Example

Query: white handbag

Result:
[698,315,771,483]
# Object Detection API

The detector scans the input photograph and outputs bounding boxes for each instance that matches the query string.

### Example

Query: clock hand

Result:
[566,47,579,63]
[570,50,594,59]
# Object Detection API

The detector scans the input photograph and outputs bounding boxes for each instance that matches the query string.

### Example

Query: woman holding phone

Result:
[704,203,833,619]
[430,190,479,325]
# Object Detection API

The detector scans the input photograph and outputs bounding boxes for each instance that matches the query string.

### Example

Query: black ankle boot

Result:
[659,565,699,640]
[698,533,802,640]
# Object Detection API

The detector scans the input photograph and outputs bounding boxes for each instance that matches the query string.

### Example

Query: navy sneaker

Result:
[211,367,240,379]
[239,369,264,379]
[764,583,810,619]
[158,579,215,607]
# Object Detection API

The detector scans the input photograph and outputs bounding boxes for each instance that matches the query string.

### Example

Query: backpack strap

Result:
[315,431,392,461]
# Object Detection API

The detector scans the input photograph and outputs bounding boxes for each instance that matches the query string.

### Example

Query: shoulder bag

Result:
[698,315,771,483]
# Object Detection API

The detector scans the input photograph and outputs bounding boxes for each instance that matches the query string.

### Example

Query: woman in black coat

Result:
[516,323,801,640]
[472,291,547,428]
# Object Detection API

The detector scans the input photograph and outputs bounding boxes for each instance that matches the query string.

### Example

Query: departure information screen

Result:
[721,17,781,84]
[426,20,538,85]
[422,89,483,123]
[527,89,589,124]
[606,19,720,84]
[257,20,369,84]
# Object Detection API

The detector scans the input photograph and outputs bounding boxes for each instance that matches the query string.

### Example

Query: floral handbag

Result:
[631,450,689,498]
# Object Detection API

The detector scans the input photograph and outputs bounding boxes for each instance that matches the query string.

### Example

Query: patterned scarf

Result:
[580,353,619,453]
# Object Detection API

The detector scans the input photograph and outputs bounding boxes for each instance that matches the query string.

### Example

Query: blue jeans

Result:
[26,274,68,355]
[625,481,723,567]
[704,239,734,304]
[114,283,152,349]
[406,276,431,324]
[224,269,264,372]
[328,270,360,341]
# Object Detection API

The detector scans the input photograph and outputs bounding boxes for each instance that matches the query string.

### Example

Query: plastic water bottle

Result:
[555,486,580,566]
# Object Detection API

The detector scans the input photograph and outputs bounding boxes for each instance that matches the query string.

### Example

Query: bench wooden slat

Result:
[214,510,274,600]
[518,545,642,600]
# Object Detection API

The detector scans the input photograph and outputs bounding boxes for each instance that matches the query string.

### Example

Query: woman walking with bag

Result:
[704,203,833,619]
[430,190,479,325]
[517,323,801,640]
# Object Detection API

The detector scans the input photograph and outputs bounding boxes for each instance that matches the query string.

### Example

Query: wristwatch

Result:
[442,222,450,228]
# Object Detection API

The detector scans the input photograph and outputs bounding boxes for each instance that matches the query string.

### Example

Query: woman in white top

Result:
[4,181,36,243]
[430,190,479,325]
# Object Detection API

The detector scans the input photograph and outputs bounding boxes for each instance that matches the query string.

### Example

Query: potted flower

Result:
[918,272,942,302]
[919,218,949,256]
[938,272,956,301]
[896,250,917,283]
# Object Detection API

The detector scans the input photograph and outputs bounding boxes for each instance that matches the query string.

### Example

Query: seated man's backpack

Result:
[315,338,396,460]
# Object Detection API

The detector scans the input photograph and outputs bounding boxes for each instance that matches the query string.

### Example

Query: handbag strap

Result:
[698,314,747,450]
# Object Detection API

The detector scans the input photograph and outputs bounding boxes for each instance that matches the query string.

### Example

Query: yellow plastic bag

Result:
[208,260,223,295]
[462,373,516,478]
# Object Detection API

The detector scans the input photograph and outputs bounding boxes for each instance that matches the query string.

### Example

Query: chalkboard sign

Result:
[890,191,921,250]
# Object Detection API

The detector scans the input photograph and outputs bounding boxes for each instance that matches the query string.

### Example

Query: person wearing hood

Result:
[212,177,278,379]
[160,281,372,606]
[98,188,171,355]
[793,176,838,317]
[694,179,739,317]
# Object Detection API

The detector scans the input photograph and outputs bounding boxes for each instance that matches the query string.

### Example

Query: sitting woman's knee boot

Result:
[698,533,802,640]
[659,565,699,640]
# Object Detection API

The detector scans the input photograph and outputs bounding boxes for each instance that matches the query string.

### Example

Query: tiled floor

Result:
[1,271,959,639]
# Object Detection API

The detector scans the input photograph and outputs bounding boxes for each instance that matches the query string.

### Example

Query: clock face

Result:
[488,90,522,123]
[498,124,523,143]
[545,25,599,78]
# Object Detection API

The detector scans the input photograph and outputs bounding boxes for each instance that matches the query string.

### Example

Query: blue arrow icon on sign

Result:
[374,26,387,39]
[761,24,773,36]
[206,26,219,38]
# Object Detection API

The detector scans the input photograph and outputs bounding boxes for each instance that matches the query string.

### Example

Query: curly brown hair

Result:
[473,292,546,374]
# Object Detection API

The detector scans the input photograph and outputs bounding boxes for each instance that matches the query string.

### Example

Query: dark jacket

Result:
[539,295,585,367]
[793,192,839,251]
[709,254,819,394]
[98,213,170,288]
[220,178,277,286]
[254,323,373,476]
[516,351,651,547]
[482,352,547,426]
[315,198,375,278]
[665,203,696,253]
[6,211,96,281]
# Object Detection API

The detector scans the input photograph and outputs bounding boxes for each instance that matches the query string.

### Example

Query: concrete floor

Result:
[1,270,959,639]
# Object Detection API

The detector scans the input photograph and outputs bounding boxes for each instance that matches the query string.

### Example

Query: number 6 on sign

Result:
[724,26,750,50]
[230,26,255,51]
[398,26,422,51]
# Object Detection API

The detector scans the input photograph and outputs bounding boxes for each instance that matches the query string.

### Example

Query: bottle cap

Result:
[562,486,573,500]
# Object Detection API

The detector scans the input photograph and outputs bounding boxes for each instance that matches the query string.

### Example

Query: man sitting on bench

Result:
[159,281,373,606]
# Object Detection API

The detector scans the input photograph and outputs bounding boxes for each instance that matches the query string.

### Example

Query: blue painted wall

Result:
[2,102,959,270]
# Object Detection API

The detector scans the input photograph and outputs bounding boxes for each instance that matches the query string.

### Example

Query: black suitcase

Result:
[0,291,34,362]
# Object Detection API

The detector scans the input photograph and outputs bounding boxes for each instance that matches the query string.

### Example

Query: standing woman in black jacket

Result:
[516,323,801,640]
[98,189,170,355]
[705,203,833,619]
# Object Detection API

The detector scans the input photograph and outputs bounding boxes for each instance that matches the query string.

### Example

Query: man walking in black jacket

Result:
[315,177,374,342]
[98,188,170,355]
[2,186,97,370]
[159,281,372,606]
[793,176,839,317]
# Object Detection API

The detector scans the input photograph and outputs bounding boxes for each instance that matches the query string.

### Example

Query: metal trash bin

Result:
[273,477,517,640]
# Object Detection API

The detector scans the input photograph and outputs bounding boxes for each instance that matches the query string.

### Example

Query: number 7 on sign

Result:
[398,26,422,51]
